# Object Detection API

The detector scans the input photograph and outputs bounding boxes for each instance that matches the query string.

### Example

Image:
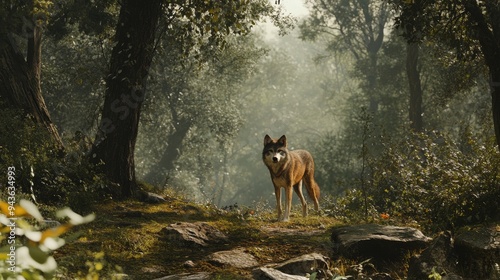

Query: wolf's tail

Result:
[305,180,320,200]
[304,176,320,211]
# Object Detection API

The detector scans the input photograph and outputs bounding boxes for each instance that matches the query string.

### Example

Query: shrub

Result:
[368,131,500,232]
[0,107,110,213]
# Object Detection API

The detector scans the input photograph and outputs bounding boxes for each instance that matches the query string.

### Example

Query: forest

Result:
[0,0,499,279]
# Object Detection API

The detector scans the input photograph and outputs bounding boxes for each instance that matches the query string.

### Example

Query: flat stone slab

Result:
[331,224,431,259]
[252,267,309,280]
[207,247,259,268]
[153,272,211,280]
[161,222,227,247]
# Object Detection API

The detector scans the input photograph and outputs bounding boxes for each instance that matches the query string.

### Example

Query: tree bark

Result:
[0,28,63,148]
[463,1,500,148]
[27,20,42,94]
[406,42,423,131]
[143,119,192,185]
[367,50,379,114]
[91,0,162,197]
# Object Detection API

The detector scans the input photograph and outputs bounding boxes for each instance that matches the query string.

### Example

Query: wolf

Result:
[262,135,320,221]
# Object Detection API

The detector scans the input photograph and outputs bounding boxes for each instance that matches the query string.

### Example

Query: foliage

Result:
[135,32,266,195]
[0,199,94,279]
[301,0,393,119]
[0,107,110,212]
[390,0,485,60]
[337,130,500,232]
[42,27,111,134]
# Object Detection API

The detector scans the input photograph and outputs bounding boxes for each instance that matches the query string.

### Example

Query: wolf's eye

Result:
[278,150,286,156]
[266,149,274,154]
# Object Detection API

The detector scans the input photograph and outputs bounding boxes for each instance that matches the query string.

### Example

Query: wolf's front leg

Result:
[274,185,283,221]
[282,186,293,222]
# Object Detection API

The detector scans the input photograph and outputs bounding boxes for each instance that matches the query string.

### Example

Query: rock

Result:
[207,247,259,268]
[274,252,329,277]
[161,222,227,247]
[183,260,196,268]
[345,260,377,279]
[253,253,331,280]
[408,226,500,280]
[331,224,431,260]
[407,231,457,280]
[153,272,211,280]
[454,226,500,279]
[139,191,167,203]
[371,273,395,280]
[252,267,309,280]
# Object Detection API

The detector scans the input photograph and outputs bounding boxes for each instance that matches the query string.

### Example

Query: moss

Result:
[55,199,342,279]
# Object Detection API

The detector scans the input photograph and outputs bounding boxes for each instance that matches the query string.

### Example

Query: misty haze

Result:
[1,0,499,279]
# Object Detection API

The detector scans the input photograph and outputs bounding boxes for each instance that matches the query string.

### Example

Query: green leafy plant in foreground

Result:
[0,199,94,279]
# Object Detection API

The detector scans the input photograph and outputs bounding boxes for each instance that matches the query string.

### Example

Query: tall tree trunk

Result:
[367,51,379,114]
[492,81,500,147]
[27,20,42,95]
[91,0,162,197]
[216,149,229,207]
[143,119,192,185]
[0,26,63,148]
[406,42,423,131]
[463,1,500,148]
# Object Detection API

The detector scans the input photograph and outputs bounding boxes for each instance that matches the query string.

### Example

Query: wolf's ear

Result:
[264,134,273,146]
[278,135,287,147]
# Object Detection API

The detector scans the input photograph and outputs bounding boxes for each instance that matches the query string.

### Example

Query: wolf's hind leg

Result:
[294,180,308,217]
[303,173,320,212]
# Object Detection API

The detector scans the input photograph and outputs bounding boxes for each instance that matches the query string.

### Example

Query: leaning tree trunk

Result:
[406,42,423,132]
[143,119,192,185]
[91,0,162,197]
[0,28,63,148]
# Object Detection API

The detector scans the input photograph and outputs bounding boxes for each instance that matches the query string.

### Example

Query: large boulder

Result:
[407,226,500,280]
[407,231,459,280]
[454,226,499,279]
[331,224,431,260]
[160,222,227,247]
[207,247,259,268]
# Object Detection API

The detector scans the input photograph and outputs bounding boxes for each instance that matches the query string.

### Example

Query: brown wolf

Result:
[262,135,320,221]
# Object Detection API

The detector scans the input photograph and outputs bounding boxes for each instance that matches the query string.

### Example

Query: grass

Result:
[50,190,430,280]
[54,196,344,279]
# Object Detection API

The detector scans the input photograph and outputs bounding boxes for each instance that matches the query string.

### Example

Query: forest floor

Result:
[53,195,405,279]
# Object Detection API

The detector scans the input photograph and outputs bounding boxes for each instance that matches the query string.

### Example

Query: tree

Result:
[0,1,63,148]
[406,41,423,131]
[140,33,264,187]
[90,0,287,197]
[393,1,500,147]
[301,0,392,113]
[90,0,162,197]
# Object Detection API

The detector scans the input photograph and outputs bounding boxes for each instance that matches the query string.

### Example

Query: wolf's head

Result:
[262,135,288,165]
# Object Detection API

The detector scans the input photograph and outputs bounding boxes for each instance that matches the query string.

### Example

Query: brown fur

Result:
[262,135,320,221]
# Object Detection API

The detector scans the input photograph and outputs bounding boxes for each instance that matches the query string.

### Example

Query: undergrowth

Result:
[52,198,345,279]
